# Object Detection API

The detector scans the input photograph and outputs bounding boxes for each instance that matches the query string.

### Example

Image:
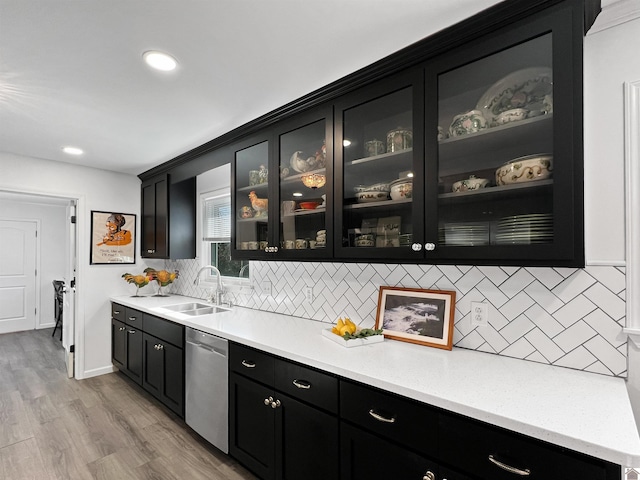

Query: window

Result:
[202,190,249,280]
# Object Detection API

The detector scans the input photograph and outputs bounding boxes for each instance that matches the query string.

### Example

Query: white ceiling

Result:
[0,0,504,177]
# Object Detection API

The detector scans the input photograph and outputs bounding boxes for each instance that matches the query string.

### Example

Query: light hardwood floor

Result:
[0,328,256,480]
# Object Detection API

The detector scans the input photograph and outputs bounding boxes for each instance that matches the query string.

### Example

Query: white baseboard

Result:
[78,364,116,380]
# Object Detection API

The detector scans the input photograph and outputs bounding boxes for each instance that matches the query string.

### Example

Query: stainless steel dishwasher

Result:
[185,327,228,453]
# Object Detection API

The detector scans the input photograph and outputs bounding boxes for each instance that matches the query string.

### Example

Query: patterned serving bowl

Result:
[495,154,553,186]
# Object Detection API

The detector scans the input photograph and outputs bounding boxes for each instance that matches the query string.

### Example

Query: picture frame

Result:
[90,211,136,264]
[374,286,456,350]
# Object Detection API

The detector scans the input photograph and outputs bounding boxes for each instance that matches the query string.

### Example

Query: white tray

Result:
[321,328,384,348]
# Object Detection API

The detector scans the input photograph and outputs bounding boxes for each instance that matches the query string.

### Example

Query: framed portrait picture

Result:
[90,211,136,264]
[374,286,456,350]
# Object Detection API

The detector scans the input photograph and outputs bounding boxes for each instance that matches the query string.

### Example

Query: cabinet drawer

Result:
[142,314,184,347]
[340,380,438,454]
[111,303,125,322]
[438,412,616,480]
[274,358,338,413]
[229,343,274,385]
[124,307,143,328]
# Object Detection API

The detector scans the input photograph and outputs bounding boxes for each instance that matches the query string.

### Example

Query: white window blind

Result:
[203,194,231,241]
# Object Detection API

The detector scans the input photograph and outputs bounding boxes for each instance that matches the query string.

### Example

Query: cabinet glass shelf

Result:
[438,179,553,201]
[344,198,412,210]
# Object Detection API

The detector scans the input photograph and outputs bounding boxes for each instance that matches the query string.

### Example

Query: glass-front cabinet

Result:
[232,107,333,259]
[425,6,582,265]
[334,70,424,260]
[233,137,271,257]
[278,115,332,256]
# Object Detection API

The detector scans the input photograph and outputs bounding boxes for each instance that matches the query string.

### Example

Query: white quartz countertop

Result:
[111,294,640,466]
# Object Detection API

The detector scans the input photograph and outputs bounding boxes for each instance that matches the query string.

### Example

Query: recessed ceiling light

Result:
[143,50,178,71]
[62,146,83,155]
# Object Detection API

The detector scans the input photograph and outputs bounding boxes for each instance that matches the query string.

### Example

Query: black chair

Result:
[52,280,64,340]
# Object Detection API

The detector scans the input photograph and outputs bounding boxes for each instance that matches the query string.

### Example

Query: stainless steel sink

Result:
[163,302,231,316]
[163,302,211,312]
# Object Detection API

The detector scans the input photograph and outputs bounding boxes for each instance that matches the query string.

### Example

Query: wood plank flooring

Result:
[0,328,256,480]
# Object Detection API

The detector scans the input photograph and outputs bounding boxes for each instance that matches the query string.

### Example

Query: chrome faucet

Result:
[194,266,226,305]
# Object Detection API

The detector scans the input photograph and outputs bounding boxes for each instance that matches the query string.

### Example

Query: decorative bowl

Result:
[492,108,529,127]
[452,175,490,193]
[449,109,488,137]
[495,154,553,186]
[389,178,413,200]
[355,235,375,247]
[354,182,390,193]
[299,201,320,210]
[356,191,388,203]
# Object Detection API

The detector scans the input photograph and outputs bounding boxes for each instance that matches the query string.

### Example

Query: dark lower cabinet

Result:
[229,372,276,479]
[229,343,339,480]
[142,332,184,416]
[340,422,438,480]
[438,412,621,480]
[111,304,185,417]
[111,318,126,370]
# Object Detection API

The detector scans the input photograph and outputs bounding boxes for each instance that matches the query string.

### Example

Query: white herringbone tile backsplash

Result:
[163,259,627,378]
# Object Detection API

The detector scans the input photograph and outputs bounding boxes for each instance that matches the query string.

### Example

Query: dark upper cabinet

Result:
[334,68,425,261]
[231,106,333,260]
[141,174,196,259]
[424,2,584,266]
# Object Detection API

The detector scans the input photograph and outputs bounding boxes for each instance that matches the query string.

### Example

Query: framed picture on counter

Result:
[374,286,456,350]
[90,211,136,264]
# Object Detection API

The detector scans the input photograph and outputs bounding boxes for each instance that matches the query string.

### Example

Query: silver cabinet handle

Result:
[411,243,422,251]
[147,249,155,254]
[113,310,121,314]
[128,316,136,321]
[488,455,531,476]
[264,396,275,406]
[127,330,136,334]
[158,344,164,350]
[292,379,311,389]
[424,242,436,251]
[271,399,281,409]
[368,409,396,423]
[423,472,435,480]
[241,360,256,368]
[118,327,126,331]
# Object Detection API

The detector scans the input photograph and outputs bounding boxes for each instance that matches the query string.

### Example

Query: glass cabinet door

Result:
[336,71,424,260]
[278,117,331,257]
[233,140,270,255]
[430,16,577,263]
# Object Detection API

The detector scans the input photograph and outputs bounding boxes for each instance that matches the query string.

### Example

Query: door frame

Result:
[0,188,84,379]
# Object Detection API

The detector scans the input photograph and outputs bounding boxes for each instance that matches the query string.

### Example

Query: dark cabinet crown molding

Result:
[139,0,600,182]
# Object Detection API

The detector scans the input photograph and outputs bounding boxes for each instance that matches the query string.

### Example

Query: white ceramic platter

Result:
[476,67,553,121]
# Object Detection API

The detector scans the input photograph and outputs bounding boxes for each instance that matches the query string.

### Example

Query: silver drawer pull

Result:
[241,360,256,368]
[128,316,136,321]
[368,409,396,423]
[488,455,531,476]
[113,310,121,314]
[127,330,136,334]
[423,472,435,480]
[118,327,126,331]
[292,379,311,390]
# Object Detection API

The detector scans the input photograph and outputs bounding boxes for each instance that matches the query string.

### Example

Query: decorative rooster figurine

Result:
[248,191,268,218]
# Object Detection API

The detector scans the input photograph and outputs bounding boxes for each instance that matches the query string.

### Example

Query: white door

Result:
[0,220,37,333]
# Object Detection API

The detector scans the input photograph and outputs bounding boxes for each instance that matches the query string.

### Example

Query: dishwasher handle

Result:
[186,339,227,357]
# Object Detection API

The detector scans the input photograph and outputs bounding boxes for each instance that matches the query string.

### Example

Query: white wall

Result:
[584,5,640,423]
[0,199,68,329]
[0,152,144,379]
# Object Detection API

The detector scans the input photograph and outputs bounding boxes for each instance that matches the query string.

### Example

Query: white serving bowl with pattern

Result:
[495,154,553,186]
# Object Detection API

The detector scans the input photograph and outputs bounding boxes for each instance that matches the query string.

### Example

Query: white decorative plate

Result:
[476,67,553,121]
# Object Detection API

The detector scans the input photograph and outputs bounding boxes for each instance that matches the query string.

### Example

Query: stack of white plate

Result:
[495,213,553,244]
[443,223,490,246]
